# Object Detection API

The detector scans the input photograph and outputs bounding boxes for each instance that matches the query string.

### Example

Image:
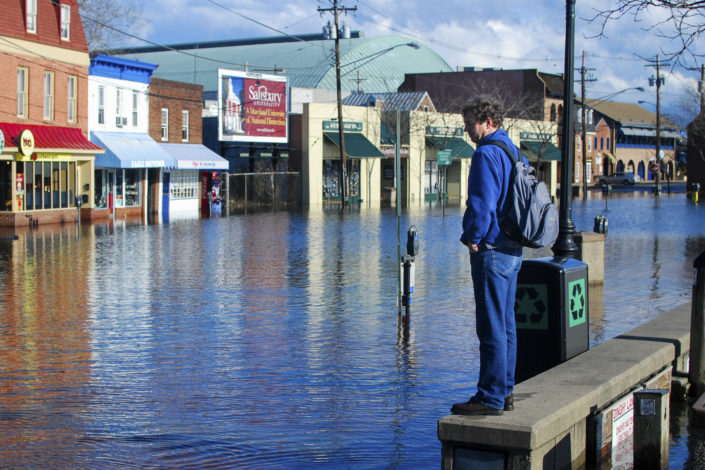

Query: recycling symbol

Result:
[514,284,548,330]
[568,279,587,327]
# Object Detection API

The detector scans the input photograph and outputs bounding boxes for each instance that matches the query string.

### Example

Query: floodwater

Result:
[0,189,704,469]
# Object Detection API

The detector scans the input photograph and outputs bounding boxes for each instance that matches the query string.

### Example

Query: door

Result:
[162,172,170,223]
[107,170,115,214]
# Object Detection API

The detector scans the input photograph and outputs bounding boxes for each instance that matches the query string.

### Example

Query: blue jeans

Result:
[470,247,522,409]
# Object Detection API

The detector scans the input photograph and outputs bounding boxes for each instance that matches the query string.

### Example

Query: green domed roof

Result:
[116,33,451,94]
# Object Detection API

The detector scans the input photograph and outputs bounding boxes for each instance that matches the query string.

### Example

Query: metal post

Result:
[690,250,705,396]
[396,109,402,313]
[552,0,579,259]
[655,55,662,196]
[633,389,670,469]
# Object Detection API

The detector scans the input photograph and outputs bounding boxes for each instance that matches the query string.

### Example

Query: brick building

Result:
[147,78,228,220]
[0,0,103,227]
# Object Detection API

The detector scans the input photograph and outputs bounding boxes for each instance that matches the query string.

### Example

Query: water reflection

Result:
[0,191,704,467]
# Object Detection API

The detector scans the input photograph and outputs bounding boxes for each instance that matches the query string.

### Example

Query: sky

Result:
[123,0,704,123]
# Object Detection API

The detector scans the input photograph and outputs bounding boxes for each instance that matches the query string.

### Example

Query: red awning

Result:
[0,122,104,154]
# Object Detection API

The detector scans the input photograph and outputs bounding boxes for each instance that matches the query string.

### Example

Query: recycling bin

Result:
[514,257,589,383]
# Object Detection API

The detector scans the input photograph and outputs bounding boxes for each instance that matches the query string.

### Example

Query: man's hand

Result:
[468,243,479,254]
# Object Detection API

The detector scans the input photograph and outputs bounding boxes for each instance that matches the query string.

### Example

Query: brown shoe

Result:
[451,398,503,416]
[504,394,514,411]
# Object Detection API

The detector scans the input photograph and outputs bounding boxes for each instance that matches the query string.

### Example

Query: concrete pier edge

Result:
[438,302,691,469]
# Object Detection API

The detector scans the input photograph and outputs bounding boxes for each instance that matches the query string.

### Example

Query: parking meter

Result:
[407,226,419,257]
[401,226,419,312]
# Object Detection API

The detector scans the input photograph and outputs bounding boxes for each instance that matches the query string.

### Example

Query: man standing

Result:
[452,98,523,416]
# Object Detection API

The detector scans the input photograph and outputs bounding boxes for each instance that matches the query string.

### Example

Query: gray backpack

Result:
[479,140,559,249]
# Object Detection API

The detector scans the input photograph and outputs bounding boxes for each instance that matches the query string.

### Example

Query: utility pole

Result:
[578,50,596,199]
[319,1,356,208]
[700,64,705,115]
[647,55,667,196]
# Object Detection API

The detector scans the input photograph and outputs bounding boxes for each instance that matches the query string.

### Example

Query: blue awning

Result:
[91,131,175,168]
[159,143,229,170]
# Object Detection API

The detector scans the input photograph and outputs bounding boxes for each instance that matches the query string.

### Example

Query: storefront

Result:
[425,127,474,202]
[321,121,384,203]
[159,143,229,219]
[0,123,103,227]
[90,131,175,221]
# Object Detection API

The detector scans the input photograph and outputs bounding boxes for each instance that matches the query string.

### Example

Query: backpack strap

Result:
[479,139,518,165]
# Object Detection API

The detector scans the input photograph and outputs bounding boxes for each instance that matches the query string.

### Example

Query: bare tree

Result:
[587,1,705,67]
[77,0,144,52]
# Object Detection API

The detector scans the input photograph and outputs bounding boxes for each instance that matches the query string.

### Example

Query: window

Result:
[116,88,122,126]
[594,137,598,150]
[588,138,592,152]
[26,0,37,33]
[550,104,557,122]
[43,72,54,121]
[132,91,138,126]
[577,138,581,152]
[606,137,610,150]
[181,110,189,142]
[600,137,604,150]
[17,67,28,118]
[67,75,77,123]
[98,86,105,124]
[20,161,75,210]
[60,4,70,40]
[161,108,169,141]
[169,171,198,199]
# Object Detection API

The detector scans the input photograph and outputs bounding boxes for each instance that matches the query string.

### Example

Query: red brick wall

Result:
[148,77,203,144]
[0,0,88,52]
[0,51,89,131]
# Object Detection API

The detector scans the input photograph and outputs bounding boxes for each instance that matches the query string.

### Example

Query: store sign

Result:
[437,150,452,166]
[521,131,553,141]
[323,121,363,132]
[19,129,35,157]
[380,144,409,159]
[218,69,288,144]
[426,126,463,137]
[16,153,72,162]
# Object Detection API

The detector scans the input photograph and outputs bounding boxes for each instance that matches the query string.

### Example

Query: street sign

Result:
[437,150,452,166]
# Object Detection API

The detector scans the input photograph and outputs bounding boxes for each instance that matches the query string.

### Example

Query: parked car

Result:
[598,172,639,186]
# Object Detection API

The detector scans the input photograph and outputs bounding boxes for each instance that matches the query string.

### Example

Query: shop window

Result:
[124,169,141,206]
[17,67,28,118]
[169,170,198,199]
[115,170,124,207]
[67,75,77,123]
[43,72,54,121]
[94,169,108,209]
[60,4,70,41]
[26,0,37,33]
[0,162,10,211]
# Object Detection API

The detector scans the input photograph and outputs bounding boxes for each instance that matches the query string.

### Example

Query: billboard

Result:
[218,69,288,143]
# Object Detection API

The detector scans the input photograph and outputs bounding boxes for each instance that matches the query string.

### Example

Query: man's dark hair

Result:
[462,98,504,129]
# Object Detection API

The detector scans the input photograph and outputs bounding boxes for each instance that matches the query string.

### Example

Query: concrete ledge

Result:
[438,303,691,466]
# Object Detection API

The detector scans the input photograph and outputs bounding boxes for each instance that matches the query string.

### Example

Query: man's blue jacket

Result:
[460,128,523,250]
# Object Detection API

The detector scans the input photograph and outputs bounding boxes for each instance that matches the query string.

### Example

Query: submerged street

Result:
[0,190,704,468]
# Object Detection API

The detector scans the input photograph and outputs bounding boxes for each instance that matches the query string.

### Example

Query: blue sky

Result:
[129,0,703,120]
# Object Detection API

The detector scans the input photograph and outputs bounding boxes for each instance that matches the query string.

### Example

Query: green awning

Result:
[323,132,384,158]
[426,137,475,159]
[520,140,562,162]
